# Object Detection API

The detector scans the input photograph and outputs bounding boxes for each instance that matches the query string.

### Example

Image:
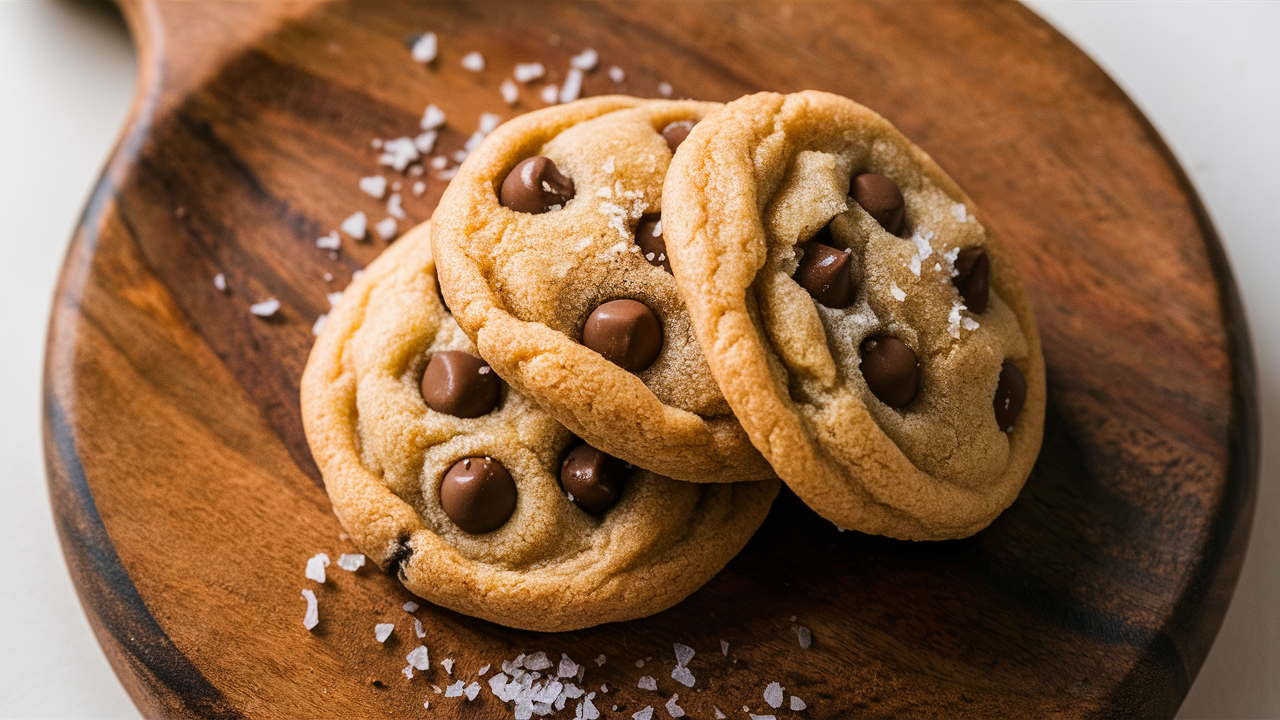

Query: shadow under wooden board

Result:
[44,1,1257,718]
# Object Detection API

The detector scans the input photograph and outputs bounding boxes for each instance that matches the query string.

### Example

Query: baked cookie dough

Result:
[663,91,1045,540]
[300,222,779,631]
[431,96,774,484]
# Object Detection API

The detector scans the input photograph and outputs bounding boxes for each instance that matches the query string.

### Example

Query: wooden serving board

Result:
[45,2,1258,718]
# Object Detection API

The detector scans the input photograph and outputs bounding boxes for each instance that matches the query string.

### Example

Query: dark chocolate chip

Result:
[560,444,627,513]
[500,156,574,213]
[635,214,670,273]
[953,247,990,313]
[582,299,663,373]
[439,457,517,534]
[385,536,412,579]
[421,351,501,418]
[993,361,1026,433]
[860,336,919,407]
[795,242,857,308]
[661,120,697,153]
[852,173,905,235]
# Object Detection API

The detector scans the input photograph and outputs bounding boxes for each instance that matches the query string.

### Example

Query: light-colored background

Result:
[0,2,1275,717]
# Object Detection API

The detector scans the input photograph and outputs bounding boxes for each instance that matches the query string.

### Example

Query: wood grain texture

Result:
[44,2,1257,718]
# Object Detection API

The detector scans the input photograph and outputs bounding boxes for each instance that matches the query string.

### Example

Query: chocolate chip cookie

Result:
[663,91,1045,540]
[430,96,774,484]
[300,222,779,631]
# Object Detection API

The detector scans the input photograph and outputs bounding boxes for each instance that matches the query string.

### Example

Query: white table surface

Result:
[0,2,1275,718]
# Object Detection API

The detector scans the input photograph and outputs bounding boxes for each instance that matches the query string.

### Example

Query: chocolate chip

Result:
[500,156,574,213]
[852,173,905,235]
[385,536,412,579]
[582,299,663,373]
[993,361,1026,433]
[661,120,696,153]
[635,214,670,273]
[795,242,857,308]
[421,351,500,418]
[860,336,919,407]
[439,457,517,534]
[560,444,627,513]
[953,247,990,313]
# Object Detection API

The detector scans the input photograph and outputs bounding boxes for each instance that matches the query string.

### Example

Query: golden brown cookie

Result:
[663,91,1045,540]
[300,222,779,631]
[430,96,774,484]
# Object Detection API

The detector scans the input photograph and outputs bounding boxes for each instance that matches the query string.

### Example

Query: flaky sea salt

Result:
[438,166,459,180]
[671,666,694,688]
[376,217,398,241]
[633,707,653,720]
[359,175,387,198]
[951,202,972,223]
[560,68,584,103]
[421,104,446,130]
[445,680,465,697]
[890,281,906,301]
[461,51,485,71]
[317,230,341,250]
[501,79,519,104]
[442,658,455,674]
[411,32,438,63]
[764,682,784,708]
[336,553,365,571]
[414,618,425,638]
[250,298,281,318]
[379,138,420,171]
[638,676,657,691]
[341,211,367,239]
[403,665,415,680]
[326,291,343,310]
[301,589,318,630]
[412,181,426,196]
[478,663,491,675]
[311,314,328,336]
[479,112,502,134]
[514,62,546,82]
[749,715,777,720]
[720,640,729,656]
[414,130,438,154]
[673,644,694,667]
[213,273,227,292]
[403,601,419,613]
[375,623,394,642]
[635,659,645,668]
[465,681,481,700]
[541,84,560,104]
[407,645,430,671]
[796,625,813,649]
[595,654,607,667]
[906,229,934,276]
[608,65,625,83]
[657,82,673,97]
[570,48,598,70]
[790,695,807,711]
[665,694,685,718]
[558,654,579,678]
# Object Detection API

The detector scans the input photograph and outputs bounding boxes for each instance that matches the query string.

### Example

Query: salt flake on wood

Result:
[301,589,318,630]
[411,32,437,63]
[337,553,365,571]
[501,79,519,105]
[632,707,653,720]
[341,211,367,239]
[359,175,387,198]
[570,48,598,70]
[764,681,784,708]
[375,623,394,642]
[461,51,485,71]
[421,104,446,130]
[790,695,807,711]
[250,298,280,318]
[407,645,430,671]
[665,694,685,718]
[608,66,625,83]
[638,676,657,691]
[514,62,545,82]
[213,273,227,292]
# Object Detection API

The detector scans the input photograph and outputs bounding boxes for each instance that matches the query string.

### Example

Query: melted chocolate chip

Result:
[635,214,670,273]
[582,299,663,373]
[953,247,990,313]
[661,120,697,153]
[860,336,919,407]
[421,351,500,418]
[439,457,517,534]
[852,173,905,235]
[560,444,627,513]
[500,156,574,213]
[795,242,857,308]
[385,536,412,579]
[994,361,1026,433]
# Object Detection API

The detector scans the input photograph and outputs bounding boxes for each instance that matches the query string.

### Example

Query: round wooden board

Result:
[45,2,1258,718]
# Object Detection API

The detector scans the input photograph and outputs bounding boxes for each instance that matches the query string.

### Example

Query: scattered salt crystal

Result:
[720,640,729,657]
[311,314,328,336]
[341,211,368,239]
[250,298,281,318]
[633,707,653,720]
[670,665,695,688]
[407,645,430,671]
[327,291,343,309]
[608,65,626,83]
[962,316,980,331]
[375,217,398,240]
[445,680,465,697]
[387,193,406,220]
[764,681,784,708]
[414,130,438,154]
[595,654,607,667]
[947,301,964,339]
[479,112,502,134]
[439,166,459,180]
[371,138,383,149]
[560,68,584,103]
[423,700,429,710]
[317,230,341,250]
[524,651,552,671]
[421,104,446,130]
[442,658,455,674]
[453,149,470,163]
[558,654,579,678]
[461,51,485,71]
[514,62,546,82]
[403,665,414,680]
[403,601,419,612]
[323,272,333,282]
[600,684,608,693]
[479,663,491,675]
[352,269,365,281]
[411,32,438,63]
[501,79,519,104]
[638,676,657,691]
[906,230,934,276]
[429,155,448,170]
[714,707,726,719]
[432,685,442,693]
[465,681,481,700]
[665,694,685,718]
[673,643,695,667]
[951,202,971,222]
[796,625,813,649]
[301,589,318,630]
[414,617,425,638]
[790,695,807,711]
[890,281,906,301]
[635,659,645,668]
[409,164,424,176]
[213,273,227,292]
[541,84,560,104]
[596,186,613,198]
[657,82,673,97]
[379,137,420,171]
[570,48,598,70]
[602,156,615,174]
[359,175,387,198]
[337,553,365,571]
[749,715,777,720]
[412,181,426,196]
[375,623,394,642]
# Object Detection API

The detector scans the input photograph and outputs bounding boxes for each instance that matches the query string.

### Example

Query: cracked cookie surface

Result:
[301,222,779,631]
[663,91,1045,540]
